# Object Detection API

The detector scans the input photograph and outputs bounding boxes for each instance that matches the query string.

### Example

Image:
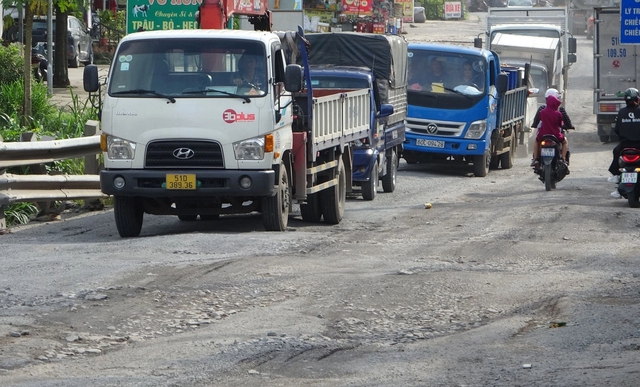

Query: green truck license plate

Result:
[166,174,196,190]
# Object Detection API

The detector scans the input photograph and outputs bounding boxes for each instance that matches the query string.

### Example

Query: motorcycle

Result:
[615,147,640,207]
[31,44,48,82]
[535,133,570,191]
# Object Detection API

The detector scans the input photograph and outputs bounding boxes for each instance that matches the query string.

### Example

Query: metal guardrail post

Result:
[84,120,102,175]
[84,120,103,209]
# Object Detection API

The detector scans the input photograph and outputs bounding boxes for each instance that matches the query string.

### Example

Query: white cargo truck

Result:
[478,7,577,103]
[593,7,637,143]
[83,29,385,236]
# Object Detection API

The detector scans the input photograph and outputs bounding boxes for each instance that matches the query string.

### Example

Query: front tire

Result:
[473,150,490,177]
[114,196,143,237]
[320,158,346,224]
[382,149,397,193]
[499,134,515,169]
[262,163,290,231]
[361,161,378,201]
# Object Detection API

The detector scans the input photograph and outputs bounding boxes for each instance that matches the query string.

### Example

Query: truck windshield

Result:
[490,29,560,41]
[108,38,267,99]
[407,50,487,109]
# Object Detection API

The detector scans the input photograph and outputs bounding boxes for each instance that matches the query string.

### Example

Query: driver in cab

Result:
[232,54,264,95]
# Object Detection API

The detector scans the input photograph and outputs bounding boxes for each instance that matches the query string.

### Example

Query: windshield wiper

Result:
[111,89,176,104]
[182,88,251,103]
[443,86,473,101]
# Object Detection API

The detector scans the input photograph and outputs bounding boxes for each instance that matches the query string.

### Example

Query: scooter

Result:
[615,147,640,207]
[31,45,48,82]
[535,134,569,191]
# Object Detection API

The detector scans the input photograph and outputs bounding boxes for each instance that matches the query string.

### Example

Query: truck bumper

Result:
[403,132,487,156]
[100,169,276,197]
[352,148,378,182]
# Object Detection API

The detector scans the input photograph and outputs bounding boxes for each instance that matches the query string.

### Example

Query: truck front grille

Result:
[406,119,465,137]
[145,141,224,168]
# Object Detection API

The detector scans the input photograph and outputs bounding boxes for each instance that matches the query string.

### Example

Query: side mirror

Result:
[284,64,303,93]
[474,37,483,49]
[497,73,509,95]
[568,37,577,54]
[528,87,540,97]
[83,64,100,93]
[377,103,394,118]
[568,53,577,64]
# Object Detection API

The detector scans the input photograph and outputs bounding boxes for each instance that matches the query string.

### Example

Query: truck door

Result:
[595,8,638,101]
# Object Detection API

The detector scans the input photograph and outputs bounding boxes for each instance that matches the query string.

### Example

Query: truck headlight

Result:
[464,120,487,139]
[106,135,136,160]
[233,136,265,160]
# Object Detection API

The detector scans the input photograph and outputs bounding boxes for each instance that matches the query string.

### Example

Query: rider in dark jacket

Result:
[608,88,640,198]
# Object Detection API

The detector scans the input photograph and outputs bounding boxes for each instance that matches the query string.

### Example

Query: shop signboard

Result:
[444,1,461,20]
[126,0,199,34]
[342,0,373,15]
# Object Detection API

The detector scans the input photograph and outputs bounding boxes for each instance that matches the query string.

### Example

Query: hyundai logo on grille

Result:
[426,123,438,134]
[173,148,195,159]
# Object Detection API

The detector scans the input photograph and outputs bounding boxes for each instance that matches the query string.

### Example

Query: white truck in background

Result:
[477,7,577,104]
[83,28,387,237]
[593,7,637,143]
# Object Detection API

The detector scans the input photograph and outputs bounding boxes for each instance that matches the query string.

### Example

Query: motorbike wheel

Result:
[628,191,640,208]
[544,164,552,191]
[33,68,42,82]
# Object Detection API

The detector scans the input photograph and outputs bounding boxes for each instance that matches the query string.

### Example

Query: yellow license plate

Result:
[166,174,196,190]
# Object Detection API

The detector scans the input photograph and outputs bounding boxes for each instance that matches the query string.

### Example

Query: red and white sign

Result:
[444,2,461,20]
[223,109,256,123]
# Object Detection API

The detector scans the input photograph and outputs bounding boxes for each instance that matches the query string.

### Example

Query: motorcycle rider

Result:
[530,88,570,169]
[608,88,640,198]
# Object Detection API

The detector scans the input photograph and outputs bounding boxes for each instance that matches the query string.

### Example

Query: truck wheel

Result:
[262,163,290,231]
[300,193,322,222]
[489,155,500,170]
[499,136,515,169]
[114,196,143,237]
[361,161,378,201]
[473,150,490,177]
[321,158,346,224]
[599,135,610,143]
[382,149,397,193]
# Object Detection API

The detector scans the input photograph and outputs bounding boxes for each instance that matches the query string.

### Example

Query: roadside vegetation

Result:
[0,42,99,226]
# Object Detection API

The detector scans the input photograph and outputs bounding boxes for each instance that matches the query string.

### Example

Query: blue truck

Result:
[305,33,407,200]
[402,43,537,177]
